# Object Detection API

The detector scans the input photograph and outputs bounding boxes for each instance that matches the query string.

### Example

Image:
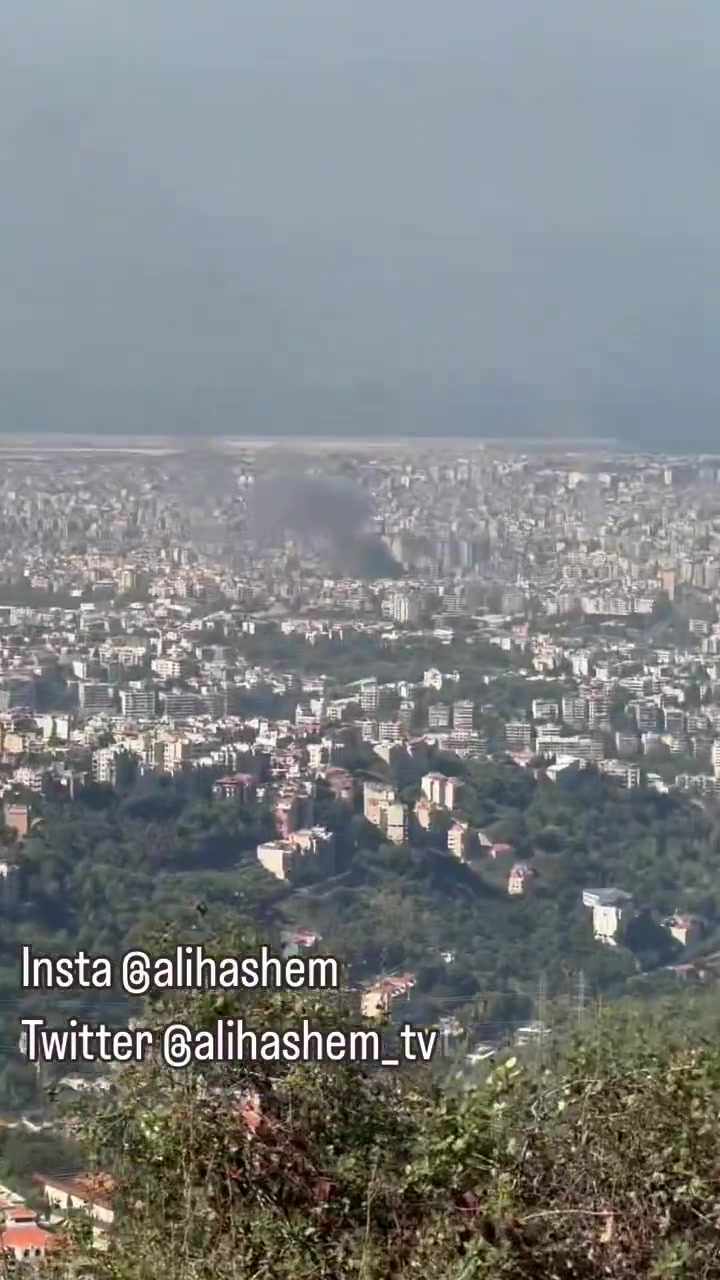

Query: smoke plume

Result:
[248,464,403,580]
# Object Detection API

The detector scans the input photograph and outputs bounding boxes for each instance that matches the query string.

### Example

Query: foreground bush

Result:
[43,938,720,1279]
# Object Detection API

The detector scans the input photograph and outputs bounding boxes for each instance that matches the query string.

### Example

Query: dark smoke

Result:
[334,533,405,580]
[249,470,372,541]
[248,467,404,580]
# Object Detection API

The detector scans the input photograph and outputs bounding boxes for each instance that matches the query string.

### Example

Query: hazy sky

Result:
[1,0,719,444]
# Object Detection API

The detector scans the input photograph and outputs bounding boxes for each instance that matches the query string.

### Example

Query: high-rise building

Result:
[388,592,422,625]
[78,682,115,712]
[162,692,207,720]
[0,678,35,712]
[452,700,474,736]
[428,703,450,729]
[381,802,409,845]
[360,681,380,713]
[505,721,533,748]
[119,688,157,718]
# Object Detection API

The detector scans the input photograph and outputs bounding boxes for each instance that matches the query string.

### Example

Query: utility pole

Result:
[535,971,548,1074]
[576,970,587,1031]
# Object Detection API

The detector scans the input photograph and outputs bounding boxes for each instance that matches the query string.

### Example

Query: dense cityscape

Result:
[7,0,720,1267]
[0,439,719,1270]
[2,441,720,807]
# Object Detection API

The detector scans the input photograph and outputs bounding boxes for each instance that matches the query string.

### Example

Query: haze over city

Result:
[3,4,720,1266]
[3,0,720,447]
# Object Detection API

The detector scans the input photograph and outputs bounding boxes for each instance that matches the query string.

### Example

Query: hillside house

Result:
[508,862,534,896]
[361,973,416,1020]
[1,1204,60,1267]
[582,888,633,946]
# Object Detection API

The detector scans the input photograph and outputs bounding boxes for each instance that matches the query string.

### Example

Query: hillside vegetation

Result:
[3,753,720,1112]
[44,924,720,1280]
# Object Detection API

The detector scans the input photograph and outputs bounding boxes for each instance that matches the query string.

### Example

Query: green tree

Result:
[53,950,720,1279]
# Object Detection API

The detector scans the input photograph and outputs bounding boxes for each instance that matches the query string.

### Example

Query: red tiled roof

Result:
[2,1224,59,1251]
[4,1210,36,1223]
